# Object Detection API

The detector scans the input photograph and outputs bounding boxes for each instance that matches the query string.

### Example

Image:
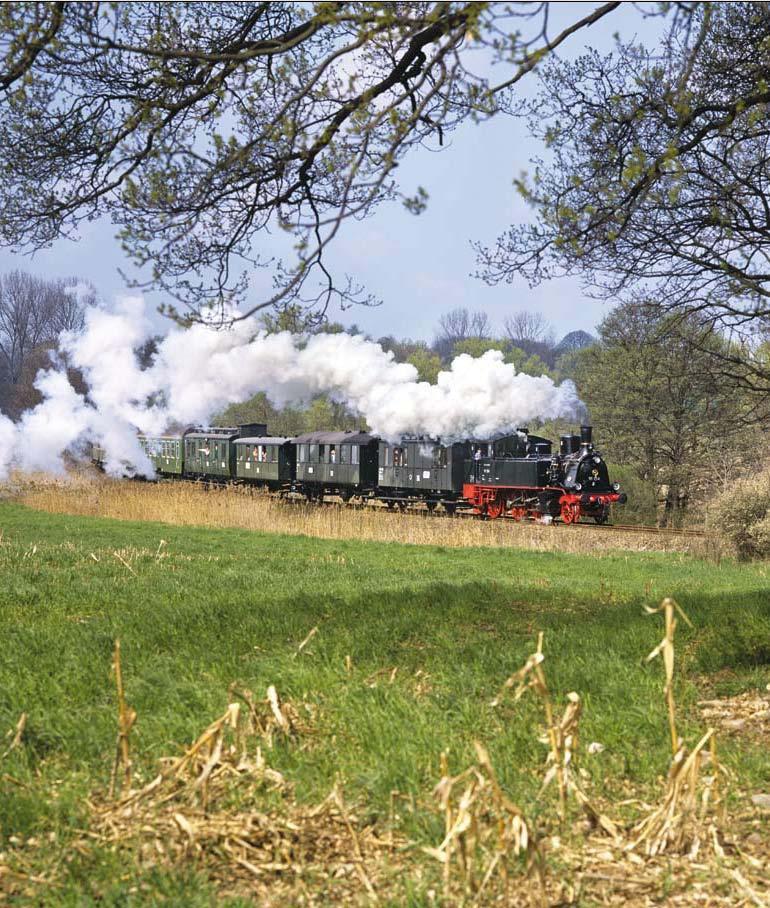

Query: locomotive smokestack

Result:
[580,425,593,450]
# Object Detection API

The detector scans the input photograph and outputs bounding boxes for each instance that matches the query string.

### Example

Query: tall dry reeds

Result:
[12,473,714,556]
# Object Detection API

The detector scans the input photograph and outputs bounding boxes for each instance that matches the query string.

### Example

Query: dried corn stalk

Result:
[426,742,546,906]
[109,639,136,798]
[492,634,618,837]
[643,597,692,755]
[629,728,724,858]
[630,600,725,858]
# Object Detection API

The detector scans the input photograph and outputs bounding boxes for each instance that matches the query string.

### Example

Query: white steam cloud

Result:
[0,297,581,477]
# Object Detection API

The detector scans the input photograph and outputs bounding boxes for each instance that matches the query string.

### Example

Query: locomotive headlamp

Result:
[612,482,620,492]
[574,482,582,491]
[593,456,601,464]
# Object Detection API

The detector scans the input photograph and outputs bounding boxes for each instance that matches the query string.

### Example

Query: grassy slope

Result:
[1,502,769,904]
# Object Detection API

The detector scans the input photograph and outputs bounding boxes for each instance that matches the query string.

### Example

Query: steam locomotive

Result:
[92,423,625,524]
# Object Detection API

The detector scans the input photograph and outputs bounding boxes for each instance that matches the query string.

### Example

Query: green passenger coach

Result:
[183,424,267,479]
[234,436,295,488]
[293,430,379,499]
[138,435,184,475]
[377,438,472,504]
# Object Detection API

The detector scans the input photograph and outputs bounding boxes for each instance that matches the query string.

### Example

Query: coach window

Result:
[309,444,318,463]
[351,445,359,465]
[340,444,349,464]
[433,446,447,469]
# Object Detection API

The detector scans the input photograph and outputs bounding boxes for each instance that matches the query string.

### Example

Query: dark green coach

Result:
[234,435,295,488]
[294,430,379,499]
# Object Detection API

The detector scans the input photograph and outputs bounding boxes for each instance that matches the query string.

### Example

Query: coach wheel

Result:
[397,500,408,512]
[561,502,580,525]
[486,497,504,520]
[426,501,437,512]
[386,501,396,510]
[444,503,457,517]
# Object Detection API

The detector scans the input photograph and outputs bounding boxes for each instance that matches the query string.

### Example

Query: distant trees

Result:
[0,270,93,417]
[405,347,442,384]
[573,303,761,525]
[503,310,555,350]
[553,330,594,357]
[433,308,492,361]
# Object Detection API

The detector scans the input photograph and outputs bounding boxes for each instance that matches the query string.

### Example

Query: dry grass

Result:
[9,471,718,556]
[5,605,768,907]
[419,608,767,906]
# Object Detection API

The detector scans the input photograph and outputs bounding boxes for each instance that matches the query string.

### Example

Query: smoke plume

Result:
[0,297,581,477]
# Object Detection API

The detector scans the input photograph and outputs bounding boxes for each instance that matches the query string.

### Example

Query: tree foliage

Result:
[0,270,92,417]
[479,3,770,391]
[573,302,761,524]
[433,307,491,359]
[0,1,623,324]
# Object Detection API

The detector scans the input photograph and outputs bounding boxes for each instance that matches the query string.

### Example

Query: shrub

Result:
[607,465,658,525]
[709,470,770,559]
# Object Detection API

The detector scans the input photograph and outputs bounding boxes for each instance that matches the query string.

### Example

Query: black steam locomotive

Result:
[92,423,625,524]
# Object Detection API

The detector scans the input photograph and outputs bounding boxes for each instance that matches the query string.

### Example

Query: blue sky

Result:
[0,4,664,345]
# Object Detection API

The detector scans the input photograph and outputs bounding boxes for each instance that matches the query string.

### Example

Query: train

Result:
[91,422,626,524]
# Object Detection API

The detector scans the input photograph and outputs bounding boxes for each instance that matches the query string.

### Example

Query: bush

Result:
[709,471,770,559]
[606,465,658,525]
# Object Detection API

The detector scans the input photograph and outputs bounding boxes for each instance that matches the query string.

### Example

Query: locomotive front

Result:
[556,426,626,524]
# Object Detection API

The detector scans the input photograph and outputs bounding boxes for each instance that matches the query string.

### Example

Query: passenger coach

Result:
[293,430,379,501]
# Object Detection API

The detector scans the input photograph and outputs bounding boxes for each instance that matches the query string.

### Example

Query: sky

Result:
[0,4,665,345]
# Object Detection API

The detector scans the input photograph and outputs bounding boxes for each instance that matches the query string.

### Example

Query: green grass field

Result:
[1,501,769,905]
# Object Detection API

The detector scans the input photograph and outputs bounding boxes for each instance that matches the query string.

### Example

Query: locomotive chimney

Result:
[580,425,593,451]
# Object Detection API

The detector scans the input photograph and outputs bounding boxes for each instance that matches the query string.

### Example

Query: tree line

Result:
[0,271,92,419]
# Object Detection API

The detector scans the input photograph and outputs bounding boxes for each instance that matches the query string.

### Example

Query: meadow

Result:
[1,488,769,905]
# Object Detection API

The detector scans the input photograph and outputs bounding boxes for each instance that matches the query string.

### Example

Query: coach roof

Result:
[292,430,376,445]
[235,437,293,446]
